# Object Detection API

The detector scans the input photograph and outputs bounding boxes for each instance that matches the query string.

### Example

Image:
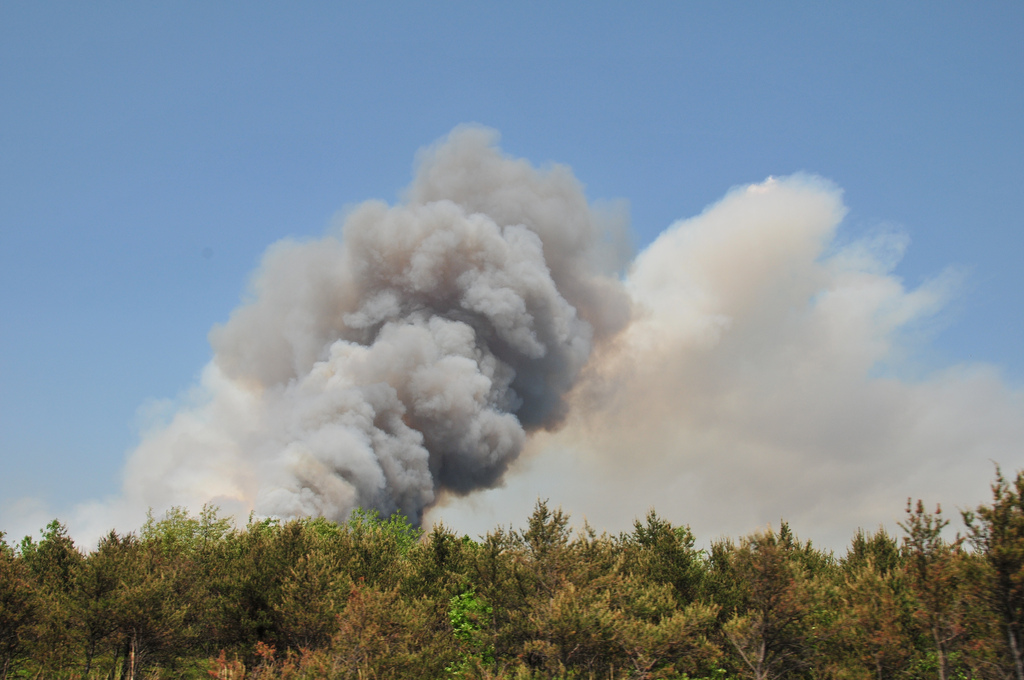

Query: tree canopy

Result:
[2,468,1024,680]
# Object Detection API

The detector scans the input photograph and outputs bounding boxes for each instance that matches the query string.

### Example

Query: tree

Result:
[717,528,820,680]
[206,515,282,654]
[344,509,421,590]
[105,534,194,680]
[19,520,82,674]
[141,504,233,558]
[900,500,968,680]
[73,531,129,676]
[516,499,573,598]
[273,546,351,650]
[20,520,82,595]
[623,510,704,605]
[319,583,452,680]
[964,467,1024,680]
[0,535,36,680]
[611,577,721,679]
[843,527,902,576]
[832,559,915,679]
[401,523,471,601]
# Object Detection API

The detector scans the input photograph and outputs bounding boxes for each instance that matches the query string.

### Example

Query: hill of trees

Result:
[2,468,1024,680]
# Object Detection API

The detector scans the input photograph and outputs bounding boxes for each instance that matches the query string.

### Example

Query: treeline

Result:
[2,470,1024,680]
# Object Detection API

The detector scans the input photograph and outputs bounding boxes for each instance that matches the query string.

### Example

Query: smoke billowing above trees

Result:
[89,127,631,532]
[50,126,1024,549]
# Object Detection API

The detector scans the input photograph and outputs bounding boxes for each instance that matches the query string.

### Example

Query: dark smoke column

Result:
[197,126,631,524]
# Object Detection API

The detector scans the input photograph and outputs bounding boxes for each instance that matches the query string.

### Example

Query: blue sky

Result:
[2,3,1022,542]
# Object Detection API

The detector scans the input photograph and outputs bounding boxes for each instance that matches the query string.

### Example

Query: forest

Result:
[2,468,1023,680]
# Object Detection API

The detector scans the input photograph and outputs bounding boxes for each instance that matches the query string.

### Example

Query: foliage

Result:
[1,470,1023,679]
[964,467,1024,680]
[448,589,494,674]
[900,500,971,680]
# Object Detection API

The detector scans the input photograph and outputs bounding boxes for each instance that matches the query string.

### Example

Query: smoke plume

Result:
[54,127,1024,548]
[430,174,1024,547]
[82,126,630,532]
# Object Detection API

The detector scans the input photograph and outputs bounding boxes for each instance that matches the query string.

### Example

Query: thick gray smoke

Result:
[94,126,630,528]
[44,127,1022,551]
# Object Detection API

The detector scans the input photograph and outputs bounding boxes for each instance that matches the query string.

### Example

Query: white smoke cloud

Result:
[429,173,1024,548]
[17,127,1022,550]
